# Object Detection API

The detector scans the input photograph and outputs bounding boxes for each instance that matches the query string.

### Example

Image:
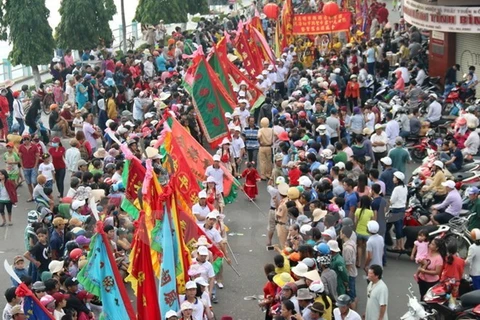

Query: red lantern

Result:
[323,1,340,17]
[263,3,279,19]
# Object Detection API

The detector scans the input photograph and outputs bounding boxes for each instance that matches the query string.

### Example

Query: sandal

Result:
[7,223,12,226]
[26,198,34,202]
[0,223,5,227]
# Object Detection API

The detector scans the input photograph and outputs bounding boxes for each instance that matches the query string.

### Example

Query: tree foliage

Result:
[56,0,117,50]
[186,0,210,15]
[0,0,55,66]
[134,0,187,24]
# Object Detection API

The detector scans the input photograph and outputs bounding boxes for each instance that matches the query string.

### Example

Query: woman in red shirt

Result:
[259,264,278,320]
[345,75,360,111]
[48,137,66,197]
[441,242,465,301]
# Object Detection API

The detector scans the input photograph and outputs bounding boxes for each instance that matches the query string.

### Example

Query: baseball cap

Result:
[334,162,345,170]
[442,180,456,189]
[380,157,392,166]
[198,190,207,198]
[52,292,69,302]
[185,281,197,290]
[77,290,94,300]
[468,186,480,195]
[165,310,178,319]
[65,277,79,287]
[13,255,24,264]
[213,154,221,161]
[76,235,91,246]
[77,159,88,167]
[197,245,209,256]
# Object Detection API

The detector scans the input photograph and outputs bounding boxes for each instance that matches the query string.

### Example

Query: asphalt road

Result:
[0,1,411,316]
[0,144,420,320]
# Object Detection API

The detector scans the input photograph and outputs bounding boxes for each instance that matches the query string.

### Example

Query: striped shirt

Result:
[243,126,260,150]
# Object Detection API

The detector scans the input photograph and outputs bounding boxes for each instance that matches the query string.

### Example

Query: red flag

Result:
[235,32,262,77]
[129,212,161,320]
[281,0,294,49]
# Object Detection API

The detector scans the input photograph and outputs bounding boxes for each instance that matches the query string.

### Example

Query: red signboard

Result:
[292,12,350,35]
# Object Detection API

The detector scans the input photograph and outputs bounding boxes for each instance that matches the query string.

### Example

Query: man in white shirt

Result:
[205,155,225,193]
[82,114,98,152]
[334,295,361,320]
[235,101,250,129]
[385,112,399,149]
[395,61,410,83]
[193,191,211,227]
[426,93,442,124]
[231,126,246,176]
[371,124,388,169]
[415,65,427,87]
[64,76,76,105]
[365,221,384,271]
[178,282,205,320]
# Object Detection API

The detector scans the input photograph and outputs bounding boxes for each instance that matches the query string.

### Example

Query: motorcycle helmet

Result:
[315,243,331,255]
[317,254,331,266]
[27,210,39,224]
[471,228,480,241]
[69,248,83,261]
[309,280,325,294]
[65,241,79,253]
[336,294,352,307]
[456,117,467,126]
[342,217,354,227]
[319,164,329,174]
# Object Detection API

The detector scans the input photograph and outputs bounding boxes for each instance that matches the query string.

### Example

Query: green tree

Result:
[134,0,187,25]
[0,0,56,88]
[56,0,117,50]
[186,0,210,15]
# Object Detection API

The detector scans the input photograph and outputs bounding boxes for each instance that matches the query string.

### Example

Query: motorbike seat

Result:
[453,171,475,181]
[460,290,480,309]
[459,209,470,216]
[457,163,478,172]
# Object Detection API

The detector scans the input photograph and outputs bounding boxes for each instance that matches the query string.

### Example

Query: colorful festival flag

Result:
[125,212,161,320]
[77,222,136,320]
[15,283,54,320]
[164,116,239,204]
[121,158,145,220]
[208,40,234,97]
[158,203,181,309]
[281,0,294,49]
[235,31,262,77]
[190,56,232,147]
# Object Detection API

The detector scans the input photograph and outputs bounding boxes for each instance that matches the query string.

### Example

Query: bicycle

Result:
[119,36,136,51]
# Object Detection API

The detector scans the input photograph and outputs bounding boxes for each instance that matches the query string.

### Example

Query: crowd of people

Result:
[1,0,480,319]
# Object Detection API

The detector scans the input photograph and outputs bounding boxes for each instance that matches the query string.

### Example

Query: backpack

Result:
[78,141,89,160]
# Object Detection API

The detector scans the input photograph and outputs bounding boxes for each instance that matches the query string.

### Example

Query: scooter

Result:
[401,284,434,320]
[422,284,480,320]
[409,129,438,163]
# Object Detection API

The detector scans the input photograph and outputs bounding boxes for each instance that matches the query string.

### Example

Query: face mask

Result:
[45,215,53,223]
[51,143,59,147]
[286,128,291,132]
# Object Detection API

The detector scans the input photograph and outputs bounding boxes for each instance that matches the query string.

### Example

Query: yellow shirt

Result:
[274,256,291,274]
[314,296,333,320]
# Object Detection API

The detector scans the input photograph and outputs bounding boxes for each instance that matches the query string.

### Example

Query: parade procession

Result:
[1,0,480,319]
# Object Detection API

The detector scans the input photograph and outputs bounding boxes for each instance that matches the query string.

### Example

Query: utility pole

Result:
[121,0,127,53]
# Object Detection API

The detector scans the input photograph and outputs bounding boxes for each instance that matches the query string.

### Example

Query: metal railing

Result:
[0,22,141,83]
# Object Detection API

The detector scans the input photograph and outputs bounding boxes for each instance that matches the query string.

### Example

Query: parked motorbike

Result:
[401,284,434,320]
[409,129,438,163]
[423,284,480,320]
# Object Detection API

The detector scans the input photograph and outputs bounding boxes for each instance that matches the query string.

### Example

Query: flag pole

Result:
[224,258,241,277]
[226,241,239,265]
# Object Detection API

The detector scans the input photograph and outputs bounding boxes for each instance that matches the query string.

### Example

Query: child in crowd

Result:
[241,161,260,201]
[412,229,429,282]
[10,255,28,287]
[38,154,55,189]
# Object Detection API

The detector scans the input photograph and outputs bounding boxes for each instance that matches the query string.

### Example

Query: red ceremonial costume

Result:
[241,167,260,199]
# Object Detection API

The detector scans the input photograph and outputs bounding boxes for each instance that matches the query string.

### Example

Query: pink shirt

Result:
[419,253,443,283]
[414,240,429,263]
[64,54,74,68]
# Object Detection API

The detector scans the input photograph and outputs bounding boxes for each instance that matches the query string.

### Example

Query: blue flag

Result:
[23,296,52,320]
[77,232,134,320]
[158,210,179,318]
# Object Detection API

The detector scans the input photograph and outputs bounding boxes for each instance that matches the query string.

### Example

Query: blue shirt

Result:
[243,126,260,150]
[310,161,321,172]
[344,191,358,216]
[156,55,167,72]
[379,167,397,196]
[452,148,464,169]
[49,230,65,256]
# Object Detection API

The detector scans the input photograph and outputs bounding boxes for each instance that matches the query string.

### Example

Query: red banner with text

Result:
[292,12,350,35]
